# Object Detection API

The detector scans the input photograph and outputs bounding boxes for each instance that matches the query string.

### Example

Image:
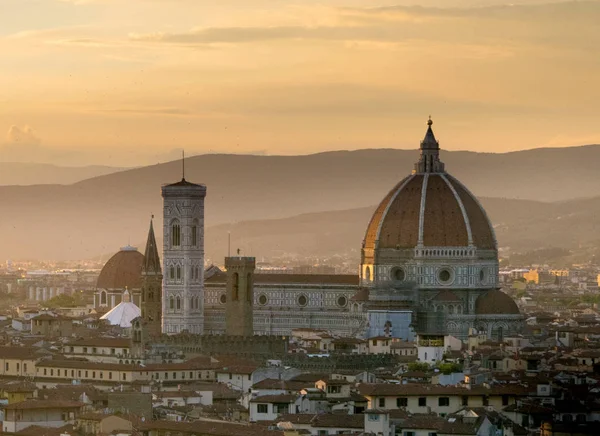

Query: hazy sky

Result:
[0,0,599,166]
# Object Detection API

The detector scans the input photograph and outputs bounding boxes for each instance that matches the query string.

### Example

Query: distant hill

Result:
[0,163,125,186]
[204,196,600,263]
[1,145,600,260]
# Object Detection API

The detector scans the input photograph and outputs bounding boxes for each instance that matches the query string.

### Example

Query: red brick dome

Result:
[97,246,143,289]
[362,119,496,257]
[363,173,496,252]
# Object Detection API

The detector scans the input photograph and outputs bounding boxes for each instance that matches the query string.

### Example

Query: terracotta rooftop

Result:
[0,346,39,360]
[65,337,131,348]
[36,359,138,371]
[250,394,298,403]
[358,383,530,397]
[252,379,310,391]
[138,419,282,436]
[4,399,83,410]
[278,413,364,429]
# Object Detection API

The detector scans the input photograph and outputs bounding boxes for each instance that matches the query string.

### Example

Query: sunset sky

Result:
[0,0,598,166]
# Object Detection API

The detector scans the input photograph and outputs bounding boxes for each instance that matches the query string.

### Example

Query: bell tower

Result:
[225,255,255,337]
[141,218,163,338]
[162,171,207,335]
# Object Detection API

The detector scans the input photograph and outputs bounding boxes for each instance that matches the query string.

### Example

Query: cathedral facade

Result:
[93,119,522,342]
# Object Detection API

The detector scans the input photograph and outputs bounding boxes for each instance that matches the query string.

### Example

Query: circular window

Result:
[298,295,308,307]
[337,296,347,307]
[219,294,226,304]
[258,294,268,305]
[391,267,406,282]
[438,268,453,284]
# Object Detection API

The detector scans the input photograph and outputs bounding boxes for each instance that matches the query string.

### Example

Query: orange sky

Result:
[0,0,599,166]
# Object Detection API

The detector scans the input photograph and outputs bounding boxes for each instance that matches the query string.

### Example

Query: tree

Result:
[438,362,462,375]
[407,362,430,372]
[45,294,84,308]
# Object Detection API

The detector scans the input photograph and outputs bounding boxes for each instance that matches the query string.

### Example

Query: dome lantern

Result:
[414,116,445,174]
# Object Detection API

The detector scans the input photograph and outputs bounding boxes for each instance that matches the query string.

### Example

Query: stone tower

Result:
[162,177,207,335]
[141,218,163,337]
[225,256,256,336]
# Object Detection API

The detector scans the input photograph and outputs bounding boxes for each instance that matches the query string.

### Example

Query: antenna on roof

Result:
[182,150,185,181]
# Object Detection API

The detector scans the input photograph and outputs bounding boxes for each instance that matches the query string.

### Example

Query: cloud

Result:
[93,107,192,115]
[5,125,41,147]
[127,1,600,53]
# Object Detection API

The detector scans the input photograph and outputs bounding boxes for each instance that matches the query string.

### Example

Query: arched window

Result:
[171,220,181,247]
[247,273,252,302]
[100,291,107,305]
[232,273,239,301]
[170,266,175,280]
[141,292,145,303]
[365,266,371,282]
[191,220,199,247]
[148,291,154,302]
[169,296,174,310]
[176,296,181,310]
[176,266,181,280]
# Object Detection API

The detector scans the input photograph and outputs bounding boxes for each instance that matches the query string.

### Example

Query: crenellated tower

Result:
[225,256,256,336]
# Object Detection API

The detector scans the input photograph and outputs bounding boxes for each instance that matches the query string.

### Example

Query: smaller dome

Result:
[97,247,144,289]
[475,291,520,315]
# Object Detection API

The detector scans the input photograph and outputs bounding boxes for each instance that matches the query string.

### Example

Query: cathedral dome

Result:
[475,290,520,315]
[97,246,144,289]
[362,119,496,259]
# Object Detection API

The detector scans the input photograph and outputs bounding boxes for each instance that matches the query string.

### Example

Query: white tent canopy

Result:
[100,289,141,328]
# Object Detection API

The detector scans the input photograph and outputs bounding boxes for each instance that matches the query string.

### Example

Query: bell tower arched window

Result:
[247,273,252,303]
[191,220,199,247]
[232,273,239,301]
[171,220,181,247]
[169,296,174,310]
[176,296,181,310]
[176,266,181,280]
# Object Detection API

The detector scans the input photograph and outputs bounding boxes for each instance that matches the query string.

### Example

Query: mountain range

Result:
[1,145,600,260]
[0,163,124,186]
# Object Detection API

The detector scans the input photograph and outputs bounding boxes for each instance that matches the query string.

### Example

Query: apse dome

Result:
[475,290,520,315]
[97,245,144,290]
